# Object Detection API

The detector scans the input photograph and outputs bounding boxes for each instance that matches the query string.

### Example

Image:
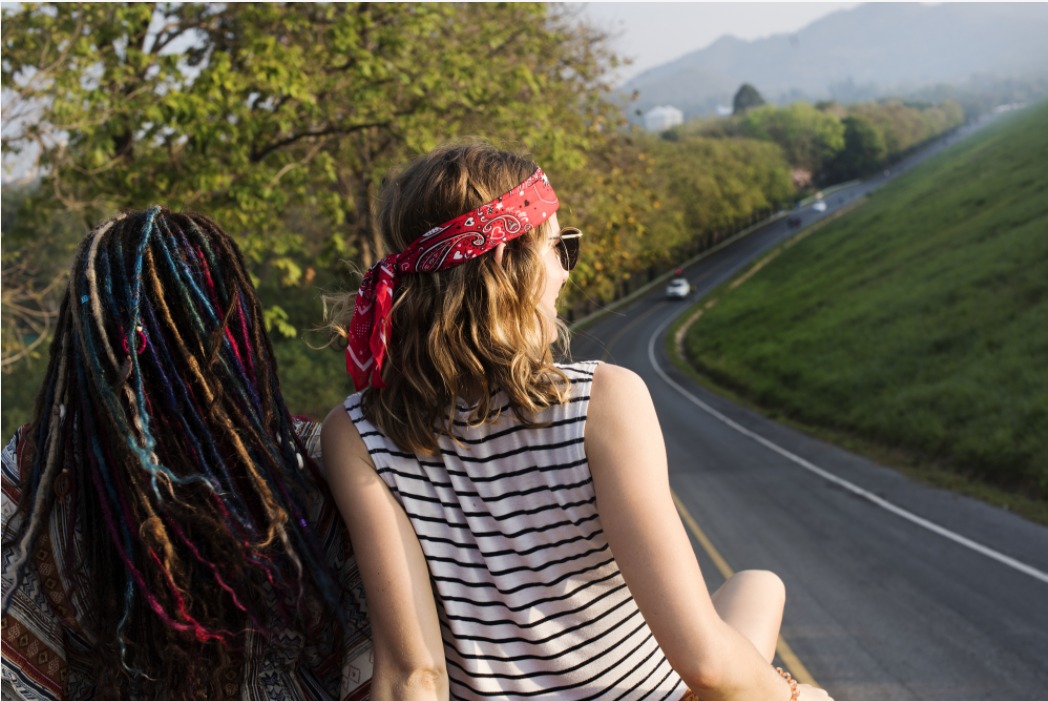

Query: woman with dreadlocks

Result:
[321,142,834,701]
[1,207,371,700]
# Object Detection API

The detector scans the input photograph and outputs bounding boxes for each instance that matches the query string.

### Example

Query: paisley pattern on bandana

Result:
[346,168,559,389]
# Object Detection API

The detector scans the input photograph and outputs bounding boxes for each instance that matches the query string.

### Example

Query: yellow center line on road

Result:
[671,490,818,686]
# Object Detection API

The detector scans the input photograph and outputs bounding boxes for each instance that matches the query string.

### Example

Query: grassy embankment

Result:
[674,102,1048,524]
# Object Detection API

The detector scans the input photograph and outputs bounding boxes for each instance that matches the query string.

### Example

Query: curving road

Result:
[565,132,1048,700]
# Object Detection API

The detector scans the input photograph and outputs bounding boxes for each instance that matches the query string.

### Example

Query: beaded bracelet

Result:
[678,667,799,701]
[776,666,801,701]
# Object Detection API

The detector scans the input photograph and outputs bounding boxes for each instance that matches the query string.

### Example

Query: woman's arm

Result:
[322,407,448,701]
[586,363,809,701]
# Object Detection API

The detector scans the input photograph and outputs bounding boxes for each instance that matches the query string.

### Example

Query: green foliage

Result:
[739,102,846,177]
[732,83,766,115]
[2,1,635,355]
[645,134,793,252]
[828,115,888,179]
[1,357,48,440]
[258,275,353,419]
[684,102,1048,498]
[263,305,297,339]
[856,99,965,165]
[731,99,965,183]
[1,186,86,368]
[548,128,794,312]
[272,337,352,421]
[2,1,625,271]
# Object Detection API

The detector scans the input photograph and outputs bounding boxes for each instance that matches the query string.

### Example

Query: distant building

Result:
[643,105,683,132]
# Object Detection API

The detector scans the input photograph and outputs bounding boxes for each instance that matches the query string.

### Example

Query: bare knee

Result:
[716,569,786,620]
[733,569,785,607]
[714,569,786,661]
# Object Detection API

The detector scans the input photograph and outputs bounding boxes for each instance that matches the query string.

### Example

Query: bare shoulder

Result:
[321,402,355,436]
[321,403,357,451]
[321,403,375,487]
[589,362,654,419]
[586,363,661,465]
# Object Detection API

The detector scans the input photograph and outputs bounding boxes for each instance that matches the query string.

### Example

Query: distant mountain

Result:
[620,2,1048,119]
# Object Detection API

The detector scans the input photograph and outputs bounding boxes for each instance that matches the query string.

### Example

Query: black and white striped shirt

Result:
[345,361,684,700]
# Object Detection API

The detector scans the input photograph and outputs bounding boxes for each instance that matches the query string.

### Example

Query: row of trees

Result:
[2,3,968,390]
[691,92,965,184]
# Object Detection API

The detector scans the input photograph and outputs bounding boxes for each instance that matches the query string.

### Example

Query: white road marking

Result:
[647,314,1048,585]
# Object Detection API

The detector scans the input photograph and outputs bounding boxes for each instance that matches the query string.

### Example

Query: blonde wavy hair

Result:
[329,141,571,455]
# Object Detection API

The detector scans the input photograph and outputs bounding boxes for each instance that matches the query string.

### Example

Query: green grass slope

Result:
[684,102,1048,503]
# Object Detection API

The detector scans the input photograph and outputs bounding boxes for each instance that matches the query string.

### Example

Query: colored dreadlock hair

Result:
[3,207,347,698]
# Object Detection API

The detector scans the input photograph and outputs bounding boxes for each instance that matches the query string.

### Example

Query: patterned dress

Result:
[1,420,373,701]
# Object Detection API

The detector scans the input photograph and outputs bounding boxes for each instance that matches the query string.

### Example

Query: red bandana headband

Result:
[346,167,559,389]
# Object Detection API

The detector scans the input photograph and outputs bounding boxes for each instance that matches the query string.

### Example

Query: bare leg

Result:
[711,569,785,662]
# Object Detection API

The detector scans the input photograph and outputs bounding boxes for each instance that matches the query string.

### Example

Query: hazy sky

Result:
[575,2,861,84]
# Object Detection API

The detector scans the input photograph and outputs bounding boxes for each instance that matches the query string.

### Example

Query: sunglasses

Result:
[552,227,583,271]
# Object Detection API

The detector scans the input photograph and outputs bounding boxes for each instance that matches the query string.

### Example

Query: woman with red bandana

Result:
[323,141,833,701]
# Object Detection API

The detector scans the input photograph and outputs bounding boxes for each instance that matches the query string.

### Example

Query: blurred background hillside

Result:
[613,2,1048,119]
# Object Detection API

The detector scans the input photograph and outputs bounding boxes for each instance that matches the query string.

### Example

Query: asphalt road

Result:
[565,126,1048,700]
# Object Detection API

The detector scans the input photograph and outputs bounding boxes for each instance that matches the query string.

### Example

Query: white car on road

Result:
[665,277,691,300]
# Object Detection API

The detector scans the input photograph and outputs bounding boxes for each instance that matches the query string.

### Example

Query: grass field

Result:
[681,101,1048,516]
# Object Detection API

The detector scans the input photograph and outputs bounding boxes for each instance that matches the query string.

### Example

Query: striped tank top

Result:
[344,361,685,700]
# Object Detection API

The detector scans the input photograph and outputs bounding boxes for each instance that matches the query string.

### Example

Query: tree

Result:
[644,134,793,262]
[1,185,85,368]
[738,103,845,179]
[3,3,621,257]
[829,115,888,179]
[2,2,630,354]
[732,83,766,115]
[847,100,964,161]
